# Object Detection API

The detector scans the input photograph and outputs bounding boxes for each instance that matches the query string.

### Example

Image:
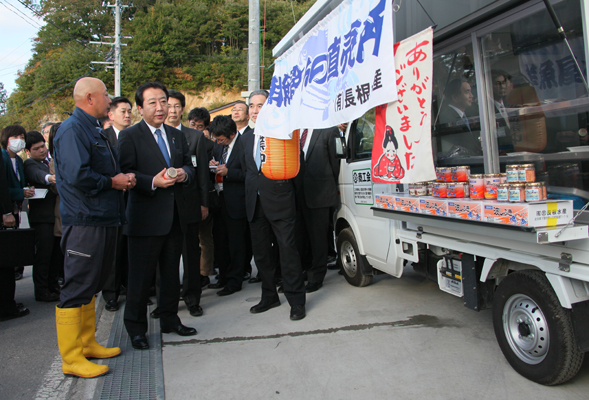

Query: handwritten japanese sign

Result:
[255,0,397,139]
[371,27,436,184]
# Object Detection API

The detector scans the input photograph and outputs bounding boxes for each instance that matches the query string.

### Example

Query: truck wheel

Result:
[336,228,373,287]
[492,270,584,385]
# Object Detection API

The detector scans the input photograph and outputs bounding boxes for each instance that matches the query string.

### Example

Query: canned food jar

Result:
[413,182,428,196]
[484,174,501,200]
[506,165,519,182]
[408,183,416,196]
[432,182,447,198]
[451,166,470,182]
[497,183,510,201]
[525,183,542,202]
[509,184,525,203]
[538,181,547,200]
[447,182,469,198]
[519,164,536,182]
[427,182,434,196]
[436,167,452,182]
[499,173,507,184]
[469,174,485,199]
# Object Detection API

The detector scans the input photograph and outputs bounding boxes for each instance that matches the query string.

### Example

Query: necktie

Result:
[155,129,171,167]
[42,158,50,168]
[221,145,229,164]
[462,115,471,132]
[255,136,262,170]
[300,129,308,149]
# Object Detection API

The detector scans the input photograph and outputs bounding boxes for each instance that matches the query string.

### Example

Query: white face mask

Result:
[7,138,25,154]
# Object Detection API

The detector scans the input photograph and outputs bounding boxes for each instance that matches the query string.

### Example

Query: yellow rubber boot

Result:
[80,297,121,359]
[56,306,109,378]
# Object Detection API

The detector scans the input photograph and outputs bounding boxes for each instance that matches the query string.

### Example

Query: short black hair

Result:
[167,90,186,108]
[187,107,210,127]
[491,69,512,82]
[25,131,45,151]
[249,89,269,102]
[135,81,168,108]
[233,100,248,115]
[48,123,61,157]
[208,115,237,139]
[110,96,132,111]
[1,125,27,149]
[444,78,469,100]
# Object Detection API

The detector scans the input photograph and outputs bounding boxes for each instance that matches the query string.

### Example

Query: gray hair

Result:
[248,89,269,102]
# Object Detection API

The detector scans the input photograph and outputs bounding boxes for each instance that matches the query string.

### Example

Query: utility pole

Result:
[90,0,130,96]
[247,0,260,92]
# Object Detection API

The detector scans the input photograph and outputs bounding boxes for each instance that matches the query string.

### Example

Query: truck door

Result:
[341,108,393,271]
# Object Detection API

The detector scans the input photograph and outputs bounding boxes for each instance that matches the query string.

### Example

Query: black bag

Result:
[0,226,35,268]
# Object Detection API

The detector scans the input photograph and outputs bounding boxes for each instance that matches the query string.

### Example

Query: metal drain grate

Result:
[94,303,165,400]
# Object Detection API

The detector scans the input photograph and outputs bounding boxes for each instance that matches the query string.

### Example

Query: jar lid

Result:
[469,174,484,178]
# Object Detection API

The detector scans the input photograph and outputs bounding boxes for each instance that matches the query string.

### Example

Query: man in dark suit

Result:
[208,115,248,296]
[119,81,197,350]
[294,127,340,293]
[241,89,306,321]
[491,70,515,153]
[166,90,209,316]
[24,131,60,302]
[187,107,216,286]
[102,96,133,312]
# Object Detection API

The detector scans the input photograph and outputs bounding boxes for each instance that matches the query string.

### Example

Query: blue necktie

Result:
[254,136,261,170]
[155,129,171,167]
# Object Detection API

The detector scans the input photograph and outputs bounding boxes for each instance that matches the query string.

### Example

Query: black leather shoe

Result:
[305,282,323,293]
[161,323,197,336]
[277,285,284,294]
[290,305,306,321]
[189,305,203,317]
[150,307,160,319]
[0,305,30,322]
[243,272,251,281]
[131,335,149,350]
[217,286,241,296]
[146,298,153,306]
[105,300,119,312]
[250,299,281,314]
[35,290,61,302]
[200,276,210,288]
[327,255,338,268]
[248,275,262,284]
[15,272,23,281]
[208,280,227,289]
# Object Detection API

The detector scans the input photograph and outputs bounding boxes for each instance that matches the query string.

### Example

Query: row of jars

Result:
[409,178,547,202]
[506,164,536,183]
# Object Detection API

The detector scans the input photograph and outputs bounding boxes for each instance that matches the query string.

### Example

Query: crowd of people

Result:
[0,77,343,378]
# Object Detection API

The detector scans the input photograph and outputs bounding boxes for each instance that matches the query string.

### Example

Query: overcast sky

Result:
[0,1,42,95]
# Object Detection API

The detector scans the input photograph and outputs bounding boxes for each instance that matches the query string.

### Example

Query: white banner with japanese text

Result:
[371,27,436,184]
[255,0,397,139]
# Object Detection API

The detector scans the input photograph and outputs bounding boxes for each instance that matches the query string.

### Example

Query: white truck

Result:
[273,0,589,385]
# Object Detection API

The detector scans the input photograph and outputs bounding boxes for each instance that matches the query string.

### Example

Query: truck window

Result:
[480,0,588,206]
[349,107,376,161]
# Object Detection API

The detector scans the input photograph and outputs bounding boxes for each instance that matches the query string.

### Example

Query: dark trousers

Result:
[181,222,201,307]
[297,203,330,285]
[198,213,214,276]
[211,206,227,281]
[31,222,58,294]
[102,227,128,302]
[124,212,183,337]
[249,197,305,306]
[0,268,17,317]
[59,226,117,308]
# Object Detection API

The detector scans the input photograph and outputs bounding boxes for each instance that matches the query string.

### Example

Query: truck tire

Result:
[492,270,584,385]
[336,227,373,287]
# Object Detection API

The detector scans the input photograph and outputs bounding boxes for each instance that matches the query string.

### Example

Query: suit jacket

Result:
[118,120,195,236]
[0,156,12,214]
[241,130,296,222]
[176,124,209,227]
[437,107,482,156]
[213,134,246,219]
[24,158,57,224]
[296,128,340,209]
[1,150,26,202]
[104,126,118,148]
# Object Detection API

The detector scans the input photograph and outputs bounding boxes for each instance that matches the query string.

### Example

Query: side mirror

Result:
[334,136,347,159]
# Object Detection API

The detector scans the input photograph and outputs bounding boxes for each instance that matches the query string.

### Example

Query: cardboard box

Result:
[375,194,395,210]
[483,200,573,227]
[419,198,448,216]
[395,196,420,213]
[447,200,483,221]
